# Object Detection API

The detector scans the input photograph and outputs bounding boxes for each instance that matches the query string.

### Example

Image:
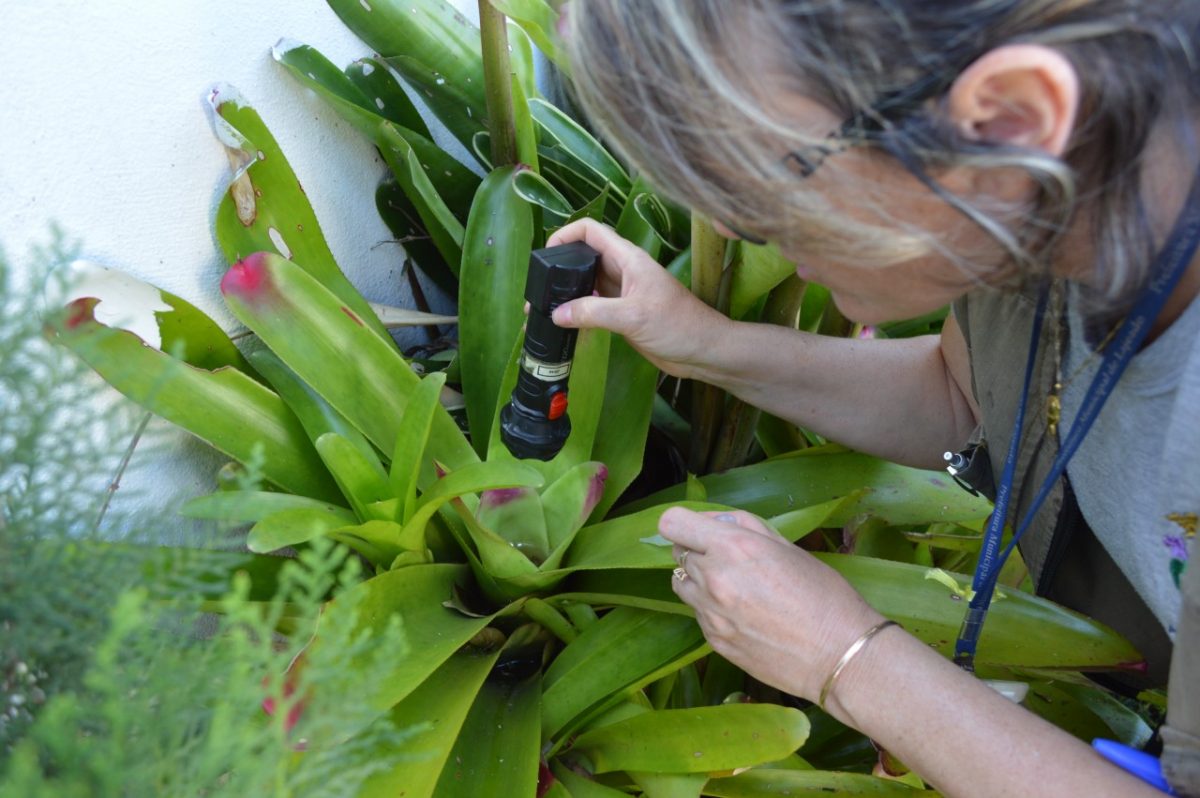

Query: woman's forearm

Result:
[687,318,979,469]
[828,626,1161,798]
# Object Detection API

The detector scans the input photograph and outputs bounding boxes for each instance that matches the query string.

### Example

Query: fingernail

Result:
[715,513,736,523]
[552,305,571,325]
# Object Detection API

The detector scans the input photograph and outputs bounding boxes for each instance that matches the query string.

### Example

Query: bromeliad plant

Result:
[53,0,1156,795]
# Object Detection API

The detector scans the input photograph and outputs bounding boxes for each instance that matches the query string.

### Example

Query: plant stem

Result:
[93,411,151,533]
[479,0,519,168]
[688,216,729,473]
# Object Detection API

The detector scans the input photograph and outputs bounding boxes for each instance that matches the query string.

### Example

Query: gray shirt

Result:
[1061,288,1200,637]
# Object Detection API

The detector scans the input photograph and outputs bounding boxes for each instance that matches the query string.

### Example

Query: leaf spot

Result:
[256,150,266,161]
[360,0,372,10]
[268,227,293,260]
[375,97,385,110]
[361,62,375,76]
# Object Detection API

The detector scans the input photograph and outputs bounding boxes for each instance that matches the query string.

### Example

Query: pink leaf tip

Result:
[221,252,270,298]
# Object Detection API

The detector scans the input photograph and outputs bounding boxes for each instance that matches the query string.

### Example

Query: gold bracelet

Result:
[818,619,899,712]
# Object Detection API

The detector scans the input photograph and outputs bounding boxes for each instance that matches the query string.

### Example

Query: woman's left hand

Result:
[659,506,886,702]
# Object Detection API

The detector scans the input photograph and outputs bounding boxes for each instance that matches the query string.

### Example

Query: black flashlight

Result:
[500,242,599,460]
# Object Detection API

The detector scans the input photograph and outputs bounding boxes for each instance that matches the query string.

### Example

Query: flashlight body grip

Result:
[500,242,598,460]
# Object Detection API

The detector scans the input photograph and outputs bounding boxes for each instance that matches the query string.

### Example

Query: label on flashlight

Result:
[522,354,572,381]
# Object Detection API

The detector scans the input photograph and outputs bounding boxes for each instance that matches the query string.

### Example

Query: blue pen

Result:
[1093,739,1176,795]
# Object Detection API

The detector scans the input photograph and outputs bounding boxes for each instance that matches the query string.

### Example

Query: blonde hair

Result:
[564,0,1200,302]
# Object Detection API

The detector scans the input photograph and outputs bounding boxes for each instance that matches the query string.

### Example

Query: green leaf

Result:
[181,491,353,523]
[379,127,468,271]
[313,564,498,732]
[541,462,609,566]
[529,98,632,200]
[458,165,534,455]
[246,507,352,552]
[56,311,339,502]
[433,673,542,797]
[330,520,413,565]
[206,83,389,341]
[820,554,1142,669]
[706,769,935,796]
[623,446,992,527]
[513,169,573,223]
[221,252,478,488]
[273,42,481,223]
[357,647,503,798]
[731,244,796,321]
[1022,680,1153,747]
[391,372,448,522]
[570,704,809,775]
[564,502,724,572]
[249,349,377,466]
[542,607,705,740]
[477,487,549,564]
[407,461,544,528]
[314,433,391,520]
[562,184,611,227]
[551,763,631,798]
[491,0,568,70]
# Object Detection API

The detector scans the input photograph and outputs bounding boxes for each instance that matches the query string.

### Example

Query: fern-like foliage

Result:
[0,233,416,796]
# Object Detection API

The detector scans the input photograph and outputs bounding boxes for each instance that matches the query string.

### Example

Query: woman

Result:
[545,2,1200,795]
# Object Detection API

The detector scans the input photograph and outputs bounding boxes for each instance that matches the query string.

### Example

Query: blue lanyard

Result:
[954,170,1200,670]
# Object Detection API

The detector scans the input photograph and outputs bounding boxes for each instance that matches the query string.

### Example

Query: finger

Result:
[546,219,645,279]
[658,506,717,552]
[701,510,785,541]
[552,294,639,332]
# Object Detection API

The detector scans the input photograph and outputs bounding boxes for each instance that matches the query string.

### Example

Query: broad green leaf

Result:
[529,98,632,200]
[570,704,809,775]
[343,55,431,138]
[391,372,448,522]
[65,263,256,377]
[562,184,611,227]
[358,647,503,798]
[401,460,545,547]
[458,165,534,455]
[820,554,1142,669]
[513,170,573,222]
[1025,681,1153,748]
[376,176,457,296]
[731,244,796,321]
[433,673,541,797]
[330,520,413,565]
[509,23,538,127]
[539,145,617,214]
[249,349,377,466]
[623,446,992,527]
[477,486,549,564]
[541,462,608,566]
[324,0,489,149]
[452,497,542,585]
[558,569,690,618]
[542,607,705,740]
[586,184,664,518]
[551,763,630,798]
[247,507,351,552]
[315,432,391,519]
[630,772,707,798]
[706,769,934,796]
[273,42,481,224]
[491,0,568,70]
[564,502,724,572]
[56,311,338,503]
[314,564,498,733]
[206,83,389,341]
[379,127,467,271]
[181,491,353,523]
[221,252,478,487]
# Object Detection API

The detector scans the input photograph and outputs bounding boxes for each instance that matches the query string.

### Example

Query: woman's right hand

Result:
[546,219,732,379]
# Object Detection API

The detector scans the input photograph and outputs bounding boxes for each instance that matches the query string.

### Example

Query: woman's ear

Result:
[945,44,1080,157]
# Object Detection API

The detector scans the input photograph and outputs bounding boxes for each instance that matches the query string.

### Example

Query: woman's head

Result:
[563,0,1200,321]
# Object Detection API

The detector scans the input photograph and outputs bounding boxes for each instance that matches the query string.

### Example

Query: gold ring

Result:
[673,567,689,581]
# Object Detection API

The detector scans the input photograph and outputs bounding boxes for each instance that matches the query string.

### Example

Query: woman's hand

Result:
[546,219,733,380]
[658,506,885,702]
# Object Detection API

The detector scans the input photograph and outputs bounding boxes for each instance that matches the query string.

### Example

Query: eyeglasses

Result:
[723,67,958,246]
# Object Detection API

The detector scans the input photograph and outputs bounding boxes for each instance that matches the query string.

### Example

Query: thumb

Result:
[552,295,625,332]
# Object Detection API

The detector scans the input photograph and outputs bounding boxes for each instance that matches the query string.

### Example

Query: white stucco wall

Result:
[1,0,473,522]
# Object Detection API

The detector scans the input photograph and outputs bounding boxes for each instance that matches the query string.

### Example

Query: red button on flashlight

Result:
[548,391,569,421]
